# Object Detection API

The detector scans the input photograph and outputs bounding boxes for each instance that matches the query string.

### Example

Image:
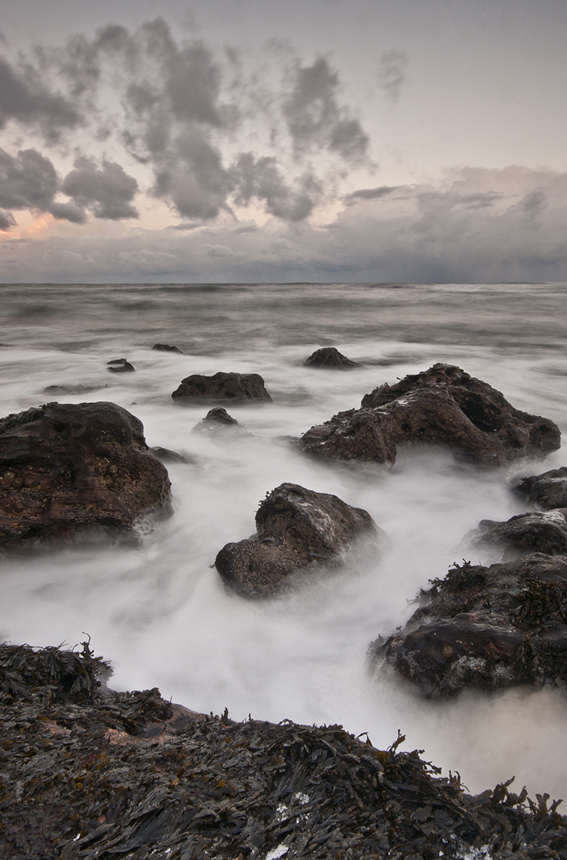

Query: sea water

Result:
[1,281,567,798]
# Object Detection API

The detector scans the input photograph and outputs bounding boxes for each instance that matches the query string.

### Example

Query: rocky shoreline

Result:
[2,642,567,860]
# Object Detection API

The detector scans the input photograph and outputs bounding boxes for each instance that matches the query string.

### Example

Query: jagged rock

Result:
[0,401,172,553]
[370,555,567,698]
[152,343,184,354]
[107,358,135,373]
[300,363,560,467]
[514,466,567,509]
[192,407,250,436]
[466,510,567,557]
[172,372,272,403]
[215,482,383,598]
[304,346,360,369]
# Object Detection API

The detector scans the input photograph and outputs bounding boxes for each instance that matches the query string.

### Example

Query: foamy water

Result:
[1,282,567,798]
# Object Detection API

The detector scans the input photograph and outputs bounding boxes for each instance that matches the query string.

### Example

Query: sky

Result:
[0,0,566,283]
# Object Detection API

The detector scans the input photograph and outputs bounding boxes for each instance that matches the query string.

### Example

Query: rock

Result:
[152,343,184,354]
[149,446,191,464]
[300,363,560,467]
[107,358,135,373]
[304,346,360,368]
[172,372,272,403]
[42,383,109,395]
[0,401,172,553]
[466,510,567,557]
[215,482,383,598]
[370,555,567,697]
[514,466,567,509]
[192,407,250,436]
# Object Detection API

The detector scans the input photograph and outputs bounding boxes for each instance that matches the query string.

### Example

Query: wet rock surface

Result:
[303,347,360,368]
[107,359,135,373]
[0,401,172,553]
[515,467,567,510]
[172,372,272,403]
[215,482,382,598]
[371,555,567,698]
[149,446,191,464]
[466,510,567,557]
[300,363,560,467]
[2,643,567,860]
[192,408,250,437]
[152,343,184,354]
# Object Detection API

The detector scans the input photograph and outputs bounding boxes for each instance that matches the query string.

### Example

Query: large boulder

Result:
[514,467,567,510]
[304,347,360,369]
[370,555,567,698]
[0,402,172,553]
[466,510,567,557]
[300,363,560,467]
[215,483,383,598]
[172,372,272,403]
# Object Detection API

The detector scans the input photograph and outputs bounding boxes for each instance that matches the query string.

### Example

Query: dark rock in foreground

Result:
[2,642,567,860]
[215,482,382,598]
[172,372,272,403]
[107,358,135,373]
[304,346,360,368]
[152,343,184,354]
[0,401,172,553]
[515,466,567,509]
[192,407,250,437]
[371,554,567,698]
[300,363,560,467]
[466,510,567,557]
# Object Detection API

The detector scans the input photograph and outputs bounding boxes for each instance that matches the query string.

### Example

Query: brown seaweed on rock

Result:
[2,643,567,859]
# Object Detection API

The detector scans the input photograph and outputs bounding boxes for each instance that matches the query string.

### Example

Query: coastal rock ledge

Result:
[0,401,172,553]
[300,363,560,467]
[370,554,567,698]
[215,482,383,598]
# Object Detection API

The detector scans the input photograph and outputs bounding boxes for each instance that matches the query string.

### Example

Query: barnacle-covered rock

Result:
[215,482,384,598]
[0,401,172,553]
[514,466,567,509]
[466,509,567,557]
[300,363,560,467]
[370,554,567,697]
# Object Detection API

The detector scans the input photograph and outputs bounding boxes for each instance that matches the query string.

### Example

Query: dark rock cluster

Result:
[2,643,567,860]
[301,363,560,467]
[172,372,272,403]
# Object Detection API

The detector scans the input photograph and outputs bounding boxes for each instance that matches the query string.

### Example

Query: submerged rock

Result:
[371,555,567,697]
[149,445,191,464]
[107,358,135,373]
[304,346,360,368]
[42,383,109,395]
[172,371,272,403]
[466,509,567,557]
[152,343,184,354]
[514,466,567,509]
[192,407,250,436]
[0,401,172,553]
[300,363,560,467]
[215,482,383,598]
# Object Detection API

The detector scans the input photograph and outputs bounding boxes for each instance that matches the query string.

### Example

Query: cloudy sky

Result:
[1,0,566,282]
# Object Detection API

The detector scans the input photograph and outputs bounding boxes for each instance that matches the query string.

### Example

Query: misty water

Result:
[2,281,567,800]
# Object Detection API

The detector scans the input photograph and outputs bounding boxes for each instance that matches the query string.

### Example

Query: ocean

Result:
[1,281,567,799]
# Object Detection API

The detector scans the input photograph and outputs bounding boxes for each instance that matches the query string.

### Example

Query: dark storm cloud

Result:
[61,157,139,219]
[0,209,16,231]
[231,152,319,221]
[0,147,58,211]
[283,57,369,161]
[379,51,408,105]
[0,55,80,142]
[343,185,399,204]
